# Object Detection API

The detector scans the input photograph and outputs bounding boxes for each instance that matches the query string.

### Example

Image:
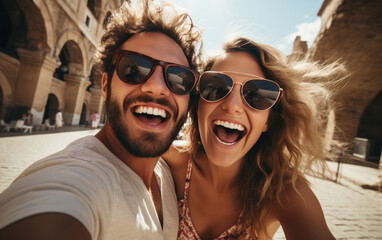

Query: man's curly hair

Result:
[95,0,203,84]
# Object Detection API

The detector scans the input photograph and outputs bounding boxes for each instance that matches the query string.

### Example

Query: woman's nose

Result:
[220,85,244,114]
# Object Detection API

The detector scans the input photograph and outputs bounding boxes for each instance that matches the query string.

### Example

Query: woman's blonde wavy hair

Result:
[184,36,344,236]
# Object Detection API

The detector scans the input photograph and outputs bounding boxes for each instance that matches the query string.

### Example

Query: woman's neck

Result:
[194,152,243,193]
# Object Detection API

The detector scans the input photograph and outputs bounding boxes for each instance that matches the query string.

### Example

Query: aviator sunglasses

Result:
[114,49,199,95]
[198,71,283,111]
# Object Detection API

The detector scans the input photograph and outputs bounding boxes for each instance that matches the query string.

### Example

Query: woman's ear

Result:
[102,72,108,100]
[263,111,273,132]
[262,122,268,132]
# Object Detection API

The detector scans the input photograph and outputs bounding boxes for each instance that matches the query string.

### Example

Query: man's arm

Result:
[0,213,91,240]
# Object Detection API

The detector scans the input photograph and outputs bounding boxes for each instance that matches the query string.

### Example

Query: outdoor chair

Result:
[1,120,17,132]
[15,120,33,133]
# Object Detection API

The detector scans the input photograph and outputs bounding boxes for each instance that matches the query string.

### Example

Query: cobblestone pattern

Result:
[1,132,381,239]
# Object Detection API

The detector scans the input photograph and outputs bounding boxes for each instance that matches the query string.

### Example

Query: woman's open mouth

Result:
[212,120,246,146]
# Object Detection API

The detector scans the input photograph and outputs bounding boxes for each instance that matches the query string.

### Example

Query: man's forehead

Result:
[119,32,189,66]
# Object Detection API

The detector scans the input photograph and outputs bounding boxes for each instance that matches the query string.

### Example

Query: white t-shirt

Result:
[0,136,179,239]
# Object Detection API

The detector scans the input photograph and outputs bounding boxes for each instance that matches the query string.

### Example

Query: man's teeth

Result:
[214,120,244,131]
[134,106,166,118]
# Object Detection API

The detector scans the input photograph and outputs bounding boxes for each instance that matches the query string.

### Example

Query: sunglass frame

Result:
[114,49,200,95]
[198,71,283,111]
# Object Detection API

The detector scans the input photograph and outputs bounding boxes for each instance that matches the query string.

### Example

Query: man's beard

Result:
[106,94,187,157]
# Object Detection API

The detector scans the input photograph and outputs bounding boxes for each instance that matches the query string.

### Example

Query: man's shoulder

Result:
[154,158,175,185]
[156,157,171,172]
[18,136,118,180]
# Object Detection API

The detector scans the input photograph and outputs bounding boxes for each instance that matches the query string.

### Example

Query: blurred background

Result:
[0,0,381,170]
[0,0,381,239]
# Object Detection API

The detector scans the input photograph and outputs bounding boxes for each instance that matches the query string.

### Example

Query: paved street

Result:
[1,131,381,239]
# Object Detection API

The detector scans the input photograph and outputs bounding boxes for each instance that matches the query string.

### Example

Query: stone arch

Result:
[0,70,13,107]
[49,85,65,112]
[357,90,382,143]
[102,0,116,23]
[16,0,49,51]
[102,10,112,30]
[0,0,28,58]
[0,71,13,120]
[103,0,117,11]
[79,102,87,125]
[87,0,102,20]
[55,30,88,76]
[33,0,55,54]
[43,93,59,124]
[87,64,102,92]
[54,40,85,80]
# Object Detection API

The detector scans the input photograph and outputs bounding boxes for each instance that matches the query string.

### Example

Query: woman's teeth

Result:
[213,120,245,145]
[134,106,166,118]
[215,136,237,146]
[213,120,244,131]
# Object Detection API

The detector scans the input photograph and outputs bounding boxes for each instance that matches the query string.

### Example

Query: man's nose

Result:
[140,65,171,96]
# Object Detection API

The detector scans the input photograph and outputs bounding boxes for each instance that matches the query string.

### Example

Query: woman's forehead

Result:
[211,51,266,78]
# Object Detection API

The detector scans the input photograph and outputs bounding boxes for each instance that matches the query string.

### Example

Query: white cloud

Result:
[278,18,321,55]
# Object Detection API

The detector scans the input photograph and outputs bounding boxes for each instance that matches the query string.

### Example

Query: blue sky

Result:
[172,0,324,55]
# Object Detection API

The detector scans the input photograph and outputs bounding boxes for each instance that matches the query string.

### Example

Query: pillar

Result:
[14,48,60,124]
[63,74,91,125]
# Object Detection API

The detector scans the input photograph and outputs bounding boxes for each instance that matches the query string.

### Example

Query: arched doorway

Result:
[54,40,83,81]
[43,94,59,124]
[79,103,87,125]
[0,0,48,58]
[357,91,382,142]
[0,0,27,58]
[356,91,382,164]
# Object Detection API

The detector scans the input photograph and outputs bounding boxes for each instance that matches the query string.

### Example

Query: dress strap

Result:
[183,157,193,201]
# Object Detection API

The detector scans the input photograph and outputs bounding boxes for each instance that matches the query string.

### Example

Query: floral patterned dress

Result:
[177,159,256,240]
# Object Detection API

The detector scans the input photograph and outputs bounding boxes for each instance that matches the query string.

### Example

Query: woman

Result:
[164,37,342,239]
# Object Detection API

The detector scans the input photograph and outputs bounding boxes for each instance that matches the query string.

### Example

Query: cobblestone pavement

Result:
[1,131,382,239]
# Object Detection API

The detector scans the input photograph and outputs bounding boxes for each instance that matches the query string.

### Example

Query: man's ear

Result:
[102,72,108,100]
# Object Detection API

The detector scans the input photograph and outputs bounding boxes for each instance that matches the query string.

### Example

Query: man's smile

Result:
[131,104,172,129]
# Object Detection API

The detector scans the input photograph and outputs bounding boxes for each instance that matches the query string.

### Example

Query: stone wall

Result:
[0,0,120,125]
[307,0,382,147]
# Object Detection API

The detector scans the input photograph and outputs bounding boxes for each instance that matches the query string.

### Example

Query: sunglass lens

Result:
[243,80,280,110]
[166,66,195,95]
[117,54,152,84]
[199,72,233,101]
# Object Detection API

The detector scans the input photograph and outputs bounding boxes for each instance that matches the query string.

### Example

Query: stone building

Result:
[0,0,122,126]
[293,0,382,164]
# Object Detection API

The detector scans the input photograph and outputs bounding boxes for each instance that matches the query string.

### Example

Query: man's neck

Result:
[95,122,159,189]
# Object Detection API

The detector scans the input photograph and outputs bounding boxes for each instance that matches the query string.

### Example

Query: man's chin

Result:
[119,132,174,158]
[106,97,187,158]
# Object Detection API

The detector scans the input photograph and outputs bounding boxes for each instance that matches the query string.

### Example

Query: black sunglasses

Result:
[114,50,199,95]
[199,71,283,111]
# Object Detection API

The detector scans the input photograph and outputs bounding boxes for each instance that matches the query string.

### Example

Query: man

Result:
[91,111,100,130]
[0,1,202,239]
[55,110,63,132]
[26,109,33,126]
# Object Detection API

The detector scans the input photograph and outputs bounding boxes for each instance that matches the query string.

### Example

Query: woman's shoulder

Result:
[161,143,191,199]
[162,142,190,170]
